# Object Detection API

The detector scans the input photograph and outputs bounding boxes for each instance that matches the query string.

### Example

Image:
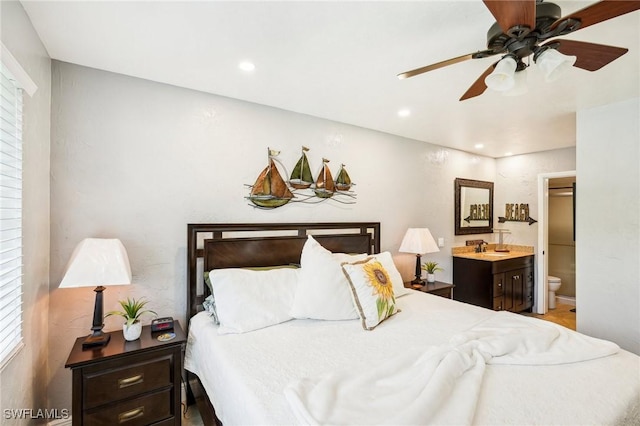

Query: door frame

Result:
[536,170,576,314]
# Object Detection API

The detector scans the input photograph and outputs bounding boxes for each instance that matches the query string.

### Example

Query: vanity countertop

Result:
[452,244,534,262]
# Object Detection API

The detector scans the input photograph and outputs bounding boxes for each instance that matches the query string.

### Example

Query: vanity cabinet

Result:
[453,255,534,313]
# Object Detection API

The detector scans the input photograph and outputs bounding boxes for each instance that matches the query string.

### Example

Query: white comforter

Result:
[185,291,640,425]
[284,312,620,425]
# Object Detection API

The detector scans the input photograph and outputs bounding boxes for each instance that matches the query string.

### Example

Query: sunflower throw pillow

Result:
[341,258,398,330]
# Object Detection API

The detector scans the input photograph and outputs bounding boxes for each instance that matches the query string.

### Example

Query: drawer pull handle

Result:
[118,374,144,388]
[118,407,144,423]
[498,283,502,287]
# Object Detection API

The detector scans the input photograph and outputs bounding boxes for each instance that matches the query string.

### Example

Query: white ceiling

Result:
[21,0,640,158]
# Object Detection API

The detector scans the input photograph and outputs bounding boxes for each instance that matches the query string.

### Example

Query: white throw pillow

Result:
[210,267,299,334]
[342,257,398,330]
[291,236,367,320]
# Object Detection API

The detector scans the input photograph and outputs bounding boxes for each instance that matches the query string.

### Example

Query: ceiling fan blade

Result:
[551,0,640,32]
[398,53,473,79]
[550,39,629,71]
[483,0,536,35]
[397,49,499,80]
[459,62,497,101]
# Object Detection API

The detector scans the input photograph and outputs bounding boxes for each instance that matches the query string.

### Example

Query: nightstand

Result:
[404,281,455,299]
[65,321,186,426]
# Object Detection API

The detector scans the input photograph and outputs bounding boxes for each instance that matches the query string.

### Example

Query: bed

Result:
[184,222,640,425]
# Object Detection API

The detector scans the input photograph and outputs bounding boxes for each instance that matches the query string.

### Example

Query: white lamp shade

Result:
[536,48,576,82]
[502,69,528,97]
[399,228,440,255]
[59,238,132,288]
[485,56,517,92]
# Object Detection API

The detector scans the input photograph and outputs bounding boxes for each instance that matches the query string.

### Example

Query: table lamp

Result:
[59,238,132,349]
[399,228,439,285]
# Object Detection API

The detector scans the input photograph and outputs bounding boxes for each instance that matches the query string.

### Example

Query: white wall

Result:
[576,98,639,354]
[495,147,576,247]
[48,61,496,411]
[0,0,51,421]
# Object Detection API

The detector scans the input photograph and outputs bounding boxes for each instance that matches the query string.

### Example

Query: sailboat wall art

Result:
[314,158,335,198]
[289,146,313,189]
[335,164,352,191]
[246,148,294,208]
[246,146,356,209]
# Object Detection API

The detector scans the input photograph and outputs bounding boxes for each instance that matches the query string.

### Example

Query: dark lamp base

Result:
[82,285,110,350]
[411,254,424,285]
[82,331,110,349]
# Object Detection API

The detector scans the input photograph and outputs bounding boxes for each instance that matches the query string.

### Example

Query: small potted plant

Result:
[421,261,443,284]
[106,297,156,341]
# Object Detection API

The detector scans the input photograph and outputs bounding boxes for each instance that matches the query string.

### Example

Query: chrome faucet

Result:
[475,241,488,253]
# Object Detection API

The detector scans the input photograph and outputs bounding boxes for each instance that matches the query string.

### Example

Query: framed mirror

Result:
[454,178,494,235]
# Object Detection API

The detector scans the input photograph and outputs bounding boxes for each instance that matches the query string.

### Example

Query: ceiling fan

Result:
[398,0,640,100]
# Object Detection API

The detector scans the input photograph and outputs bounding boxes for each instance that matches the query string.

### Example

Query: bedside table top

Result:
[65,320,186,369]
[404,280,455,293]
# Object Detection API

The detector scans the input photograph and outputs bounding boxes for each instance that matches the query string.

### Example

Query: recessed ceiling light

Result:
[474,143,484,149]
[238,61,256,72]
[504,152,513,156]
[397,109,411,117]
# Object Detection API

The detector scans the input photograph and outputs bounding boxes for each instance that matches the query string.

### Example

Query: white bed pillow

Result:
[341,257,398,330]
[290,236,367,320]
[210,267,299,334]
[371,251,409,297]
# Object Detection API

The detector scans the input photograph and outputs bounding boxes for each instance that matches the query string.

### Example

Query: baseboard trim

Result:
[556,295,576,306]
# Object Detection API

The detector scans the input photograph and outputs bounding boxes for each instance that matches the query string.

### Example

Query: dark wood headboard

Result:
[186,222,380,326]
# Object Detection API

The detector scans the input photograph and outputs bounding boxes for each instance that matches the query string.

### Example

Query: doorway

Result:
[536,170,576,315]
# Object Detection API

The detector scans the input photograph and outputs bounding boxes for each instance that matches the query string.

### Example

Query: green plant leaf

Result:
[421,261,444,274]
[105,297,157,323]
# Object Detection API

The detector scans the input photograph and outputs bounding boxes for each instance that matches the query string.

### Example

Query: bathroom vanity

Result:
[453,250,534,313]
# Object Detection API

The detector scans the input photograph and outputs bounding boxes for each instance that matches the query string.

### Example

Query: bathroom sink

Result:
[483,253,509,257]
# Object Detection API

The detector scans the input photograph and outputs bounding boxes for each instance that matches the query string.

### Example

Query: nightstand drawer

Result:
[429,287,452,298]
[83,389,172,426]
[84,356,171,408]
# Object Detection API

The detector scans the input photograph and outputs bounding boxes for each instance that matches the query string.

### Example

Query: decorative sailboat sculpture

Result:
[247,147,355,208]
[334,164,352,191]
[247,148,294,208]
[314,158,335,198]
[289,146,313,189]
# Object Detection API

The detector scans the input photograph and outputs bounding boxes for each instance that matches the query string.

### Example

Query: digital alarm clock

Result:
[151,317,174,332]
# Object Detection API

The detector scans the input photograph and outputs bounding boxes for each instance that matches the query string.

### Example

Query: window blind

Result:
[0,63,23,368]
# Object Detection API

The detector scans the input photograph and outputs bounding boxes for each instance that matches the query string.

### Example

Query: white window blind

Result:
[0,62,24,368]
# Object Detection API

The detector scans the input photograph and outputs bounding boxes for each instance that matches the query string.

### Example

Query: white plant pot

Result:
[123,321,142,341]
[426,273,436,283]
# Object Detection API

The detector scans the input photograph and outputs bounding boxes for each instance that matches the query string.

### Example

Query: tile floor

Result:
[181,303,577,425]
[521,303,576,330]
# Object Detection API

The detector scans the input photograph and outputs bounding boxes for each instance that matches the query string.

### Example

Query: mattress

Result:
[185,291,640,425]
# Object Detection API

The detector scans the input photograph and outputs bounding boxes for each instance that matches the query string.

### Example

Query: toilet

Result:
[547,276,562,310]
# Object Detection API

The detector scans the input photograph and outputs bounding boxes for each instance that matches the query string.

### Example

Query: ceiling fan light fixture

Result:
[485,56,517,92]
[502,70,528,97]
[536,48,576,82]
